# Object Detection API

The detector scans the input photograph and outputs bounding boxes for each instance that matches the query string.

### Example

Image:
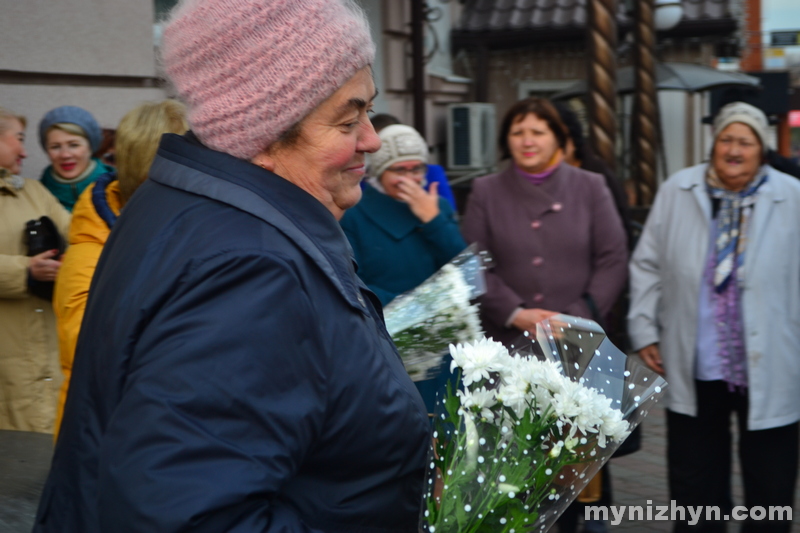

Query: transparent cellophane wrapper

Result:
[383,245,486,382]
[421,314,668,533]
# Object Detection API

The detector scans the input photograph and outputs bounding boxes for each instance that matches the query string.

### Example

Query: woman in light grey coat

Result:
[629,102,800,533]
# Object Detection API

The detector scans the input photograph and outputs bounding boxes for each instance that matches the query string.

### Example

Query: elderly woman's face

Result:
[712,122,763,191]
[379,160,426,200]
[507,113,559,174]
[254,67,380,220]
[0,118,27,175]
[46,129,93,180]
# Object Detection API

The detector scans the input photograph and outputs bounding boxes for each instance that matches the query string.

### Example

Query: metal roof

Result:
[455,0,734,45]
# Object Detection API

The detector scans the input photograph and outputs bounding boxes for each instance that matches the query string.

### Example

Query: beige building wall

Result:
[376,0,471,165]
[0,0,165,178]
[3,0,471,177]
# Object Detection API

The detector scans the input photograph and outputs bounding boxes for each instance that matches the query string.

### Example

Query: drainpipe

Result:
[411,0,426,138]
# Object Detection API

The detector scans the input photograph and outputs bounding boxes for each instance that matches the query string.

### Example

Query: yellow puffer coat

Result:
[0,172,71,433]
[53,179,121,438]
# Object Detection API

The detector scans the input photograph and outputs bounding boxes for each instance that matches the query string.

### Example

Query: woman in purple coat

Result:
[462,97,628,348]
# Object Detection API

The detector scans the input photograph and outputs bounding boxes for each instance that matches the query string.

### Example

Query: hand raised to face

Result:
[394,177,440,223]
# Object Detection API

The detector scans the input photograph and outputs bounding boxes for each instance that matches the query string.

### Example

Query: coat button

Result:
[531,220,541,229]
[552,202,562,212]
[532,257,544,266]
[357,293,365,307]
[533,293,544,302]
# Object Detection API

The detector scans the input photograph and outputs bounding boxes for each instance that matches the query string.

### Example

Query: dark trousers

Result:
[667,380,798,533]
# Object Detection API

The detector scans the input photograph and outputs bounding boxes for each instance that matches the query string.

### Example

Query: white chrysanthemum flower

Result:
[458,387,497,421]
[495,378,529,418]
[506,356,563,393]
[597,409,631,447]
[450,338,510,387]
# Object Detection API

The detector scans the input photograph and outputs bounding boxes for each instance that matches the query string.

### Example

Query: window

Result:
[155,0,180,21]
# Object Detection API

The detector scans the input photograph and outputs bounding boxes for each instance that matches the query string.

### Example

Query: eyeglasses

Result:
[717,137,758,149]
[385,164,427,177]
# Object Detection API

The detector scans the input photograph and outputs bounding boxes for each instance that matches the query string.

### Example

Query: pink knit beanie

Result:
[162,0,375,160]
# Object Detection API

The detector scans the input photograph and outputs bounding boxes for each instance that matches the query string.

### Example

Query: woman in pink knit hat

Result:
[34,1,430,532]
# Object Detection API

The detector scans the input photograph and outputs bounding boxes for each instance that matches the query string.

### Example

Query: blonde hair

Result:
[116,100,188,204]
[45,122,89,146]
[0,107,27,133]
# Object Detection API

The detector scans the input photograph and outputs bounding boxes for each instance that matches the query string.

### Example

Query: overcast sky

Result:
[762,0,800,34]
[762,0,800,54]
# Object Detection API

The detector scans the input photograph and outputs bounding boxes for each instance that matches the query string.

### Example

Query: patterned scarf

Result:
[706,167,767,291]
[705,166,767,391]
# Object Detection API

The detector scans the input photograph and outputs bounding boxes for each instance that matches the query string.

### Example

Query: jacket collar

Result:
[0,169,23,195]
[357,185,420,240]
[149,133,368,312]
[677,163,785,275]
[496,162,567,218]
[679,163,785,209]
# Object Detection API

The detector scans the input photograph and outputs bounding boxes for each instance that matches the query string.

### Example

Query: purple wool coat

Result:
[462,162,629,346]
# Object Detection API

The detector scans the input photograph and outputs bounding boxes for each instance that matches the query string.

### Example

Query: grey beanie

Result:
[39,106,103,153]
[713,102,769,154]
[367,124,429,178]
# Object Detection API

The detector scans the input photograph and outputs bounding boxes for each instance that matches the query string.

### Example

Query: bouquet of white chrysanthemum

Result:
[421,314,667,533]
[384,246,485,382]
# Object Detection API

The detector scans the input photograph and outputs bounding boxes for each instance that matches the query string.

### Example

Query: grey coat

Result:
[628,163,800,430]
[462,162,629,346]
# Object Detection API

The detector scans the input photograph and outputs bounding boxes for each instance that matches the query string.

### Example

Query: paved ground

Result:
[608,403,800,532]
[0,430,52,533]
[2,402,798,532]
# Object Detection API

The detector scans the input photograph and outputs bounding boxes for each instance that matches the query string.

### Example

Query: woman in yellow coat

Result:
[53,100,187,437]
[0,107,71,433]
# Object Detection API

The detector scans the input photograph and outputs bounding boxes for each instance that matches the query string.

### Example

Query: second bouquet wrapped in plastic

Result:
[421,315,667,533]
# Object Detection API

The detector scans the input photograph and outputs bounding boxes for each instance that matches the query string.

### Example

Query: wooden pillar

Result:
[587,0,619,173]
[631,0,658,205]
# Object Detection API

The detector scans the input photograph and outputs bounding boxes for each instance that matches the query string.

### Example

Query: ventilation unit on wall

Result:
[447,103,496,170]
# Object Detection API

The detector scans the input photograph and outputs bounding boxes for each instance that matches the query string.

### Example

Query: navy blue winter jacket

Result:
[34,133,430,533]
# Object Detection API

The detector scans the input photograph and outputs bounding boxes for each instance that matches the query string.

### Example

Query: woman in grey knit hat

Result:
[340,124,466,306]
[629,101,800,532]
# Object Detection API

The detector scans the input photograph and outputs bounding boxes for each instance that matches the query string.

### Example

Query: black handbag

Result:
[24,216,65,301]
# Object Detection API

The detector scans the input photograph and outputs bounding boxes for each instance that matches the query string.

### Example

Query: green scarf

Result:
[40,158,114,212]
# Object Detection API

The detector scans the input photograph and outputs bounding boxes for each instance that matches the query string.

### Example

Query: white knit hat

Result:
[713,102,770,154]
[367,124,429,177]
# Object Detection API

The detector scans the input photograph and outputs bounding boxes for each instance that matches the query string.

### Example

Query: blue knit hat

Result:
[38,106,102,153]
